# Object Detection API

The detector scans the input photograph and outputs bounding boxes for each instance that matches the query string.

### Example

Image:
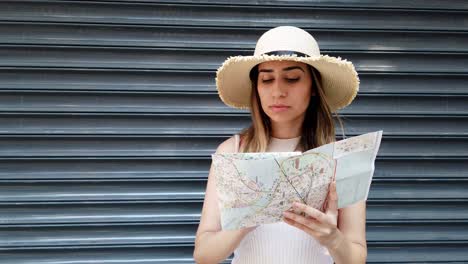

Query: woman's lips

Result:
[270,105,290,113]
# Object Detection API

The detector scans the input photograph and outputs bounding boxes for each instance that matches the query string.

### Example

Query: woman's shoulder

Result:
[215,135,239,154]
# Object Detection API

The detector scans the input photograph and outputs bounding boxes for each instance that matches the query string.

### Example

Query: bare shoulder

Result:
[215,135,238,154]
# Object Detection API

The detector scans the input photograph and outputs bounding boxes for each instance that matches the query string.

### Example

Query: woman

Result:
[193,26,366,264]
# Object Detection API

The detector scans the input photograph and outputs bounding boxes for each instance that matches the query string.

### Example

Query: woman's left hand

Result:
[282,181,342,249]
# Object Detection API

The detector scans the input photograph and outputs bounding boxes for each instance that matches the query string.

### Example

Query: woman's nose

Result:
[271,80,286,98]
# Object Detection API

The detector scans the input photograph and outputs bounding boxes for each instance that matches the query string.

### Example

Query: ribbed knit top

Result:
[231,135,334,264]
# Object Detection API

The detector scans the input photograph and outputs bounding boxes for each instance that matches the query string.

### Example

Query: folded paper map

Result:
[211,131,383,230]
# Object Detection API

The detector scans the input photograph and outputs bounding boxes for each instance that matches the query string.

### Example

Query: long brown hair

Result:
[239,63,345,152]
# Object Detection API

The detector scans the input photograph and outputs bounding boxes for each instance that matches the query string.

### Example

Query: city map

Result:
[211,131,383,230]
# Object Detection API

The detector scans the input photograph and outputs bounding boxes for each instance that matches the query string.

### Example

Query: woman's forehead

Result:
[258,60,307,71]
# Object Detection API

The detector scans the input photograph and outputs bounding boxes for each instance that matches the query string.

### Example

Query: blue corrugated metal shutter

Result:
[0,1,467,263]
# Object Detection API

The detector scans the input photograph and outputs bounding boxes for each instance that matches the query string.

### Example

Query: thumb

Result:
[326,181,338,215]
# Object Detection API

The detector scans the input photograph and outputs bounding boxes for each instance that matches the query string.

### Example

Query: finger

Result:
[283,213,321,236]
[283,211,320,228]
[327,181,338,214]
[321,194,328,212]
[292,202,326,223]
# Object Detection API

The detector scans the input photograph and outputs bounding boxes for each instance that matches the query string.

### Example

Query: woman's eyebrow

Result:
[282,66,305,72]
[258,66,304,73]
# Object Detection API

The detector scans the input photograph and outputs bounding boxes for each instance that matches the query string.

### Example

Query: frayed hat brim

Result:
[216,54,359,112]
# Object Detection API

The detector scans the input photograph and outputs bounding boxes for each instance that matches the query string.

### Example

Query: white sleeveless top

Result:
[231,135,334,264]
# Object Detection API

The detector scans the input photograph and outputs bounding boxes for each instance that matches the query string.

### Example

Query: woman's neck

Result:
[270,119,303,139]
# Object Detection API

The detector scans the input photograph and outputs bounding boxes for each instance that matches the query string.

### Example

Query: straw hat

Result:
[215,26,359,112]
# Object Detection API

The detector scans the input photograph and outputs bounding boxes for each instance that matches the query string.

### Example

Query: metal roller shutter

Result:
[0,1,467,263]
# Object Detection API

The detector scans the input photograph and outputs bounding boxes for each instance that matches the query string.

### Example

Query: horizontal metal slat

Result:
[340,116,468,136]
[374,158,467,179]
[370,226,468,245]
[0,114,247,135]
[0,180,467,202]
[0,180,206,202]
[0,2,467,31]
[0,115,467,136]
[0,246,197,264]
[367,202,468,223]
[370,181,468,200]
[0,68,215,92]
[0,201,467,225]
[0,158,207,180]
[121,0,468,10]
[359,73,468,94]
[1,69,467,94]
[1,23,468,52]
[367,244,468,263]
[0,92,233,114]
[0,223,198,248]
[0,157,465,181]
[1,46,467,73]
[1,222,467,248]
[0,136,466,158]
[0,91,466,115]
[0,201,202,225]
[0,244,467,264]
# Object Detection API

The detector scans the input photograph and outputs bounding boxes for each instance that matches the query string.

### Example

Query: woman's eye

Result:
[286,78,300,83]
[261,79,273,83]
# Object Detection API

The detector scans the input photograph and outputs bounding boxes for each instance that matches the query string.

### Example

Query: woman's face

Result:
[256,60,314,124]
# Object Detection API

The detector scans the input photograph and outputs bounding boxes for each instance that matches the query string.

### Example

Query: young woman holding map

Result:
[194,26,367,264]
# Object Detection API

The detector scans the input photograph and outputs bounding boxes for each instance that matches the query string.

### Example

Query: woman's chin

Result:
[267,114,302,124]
